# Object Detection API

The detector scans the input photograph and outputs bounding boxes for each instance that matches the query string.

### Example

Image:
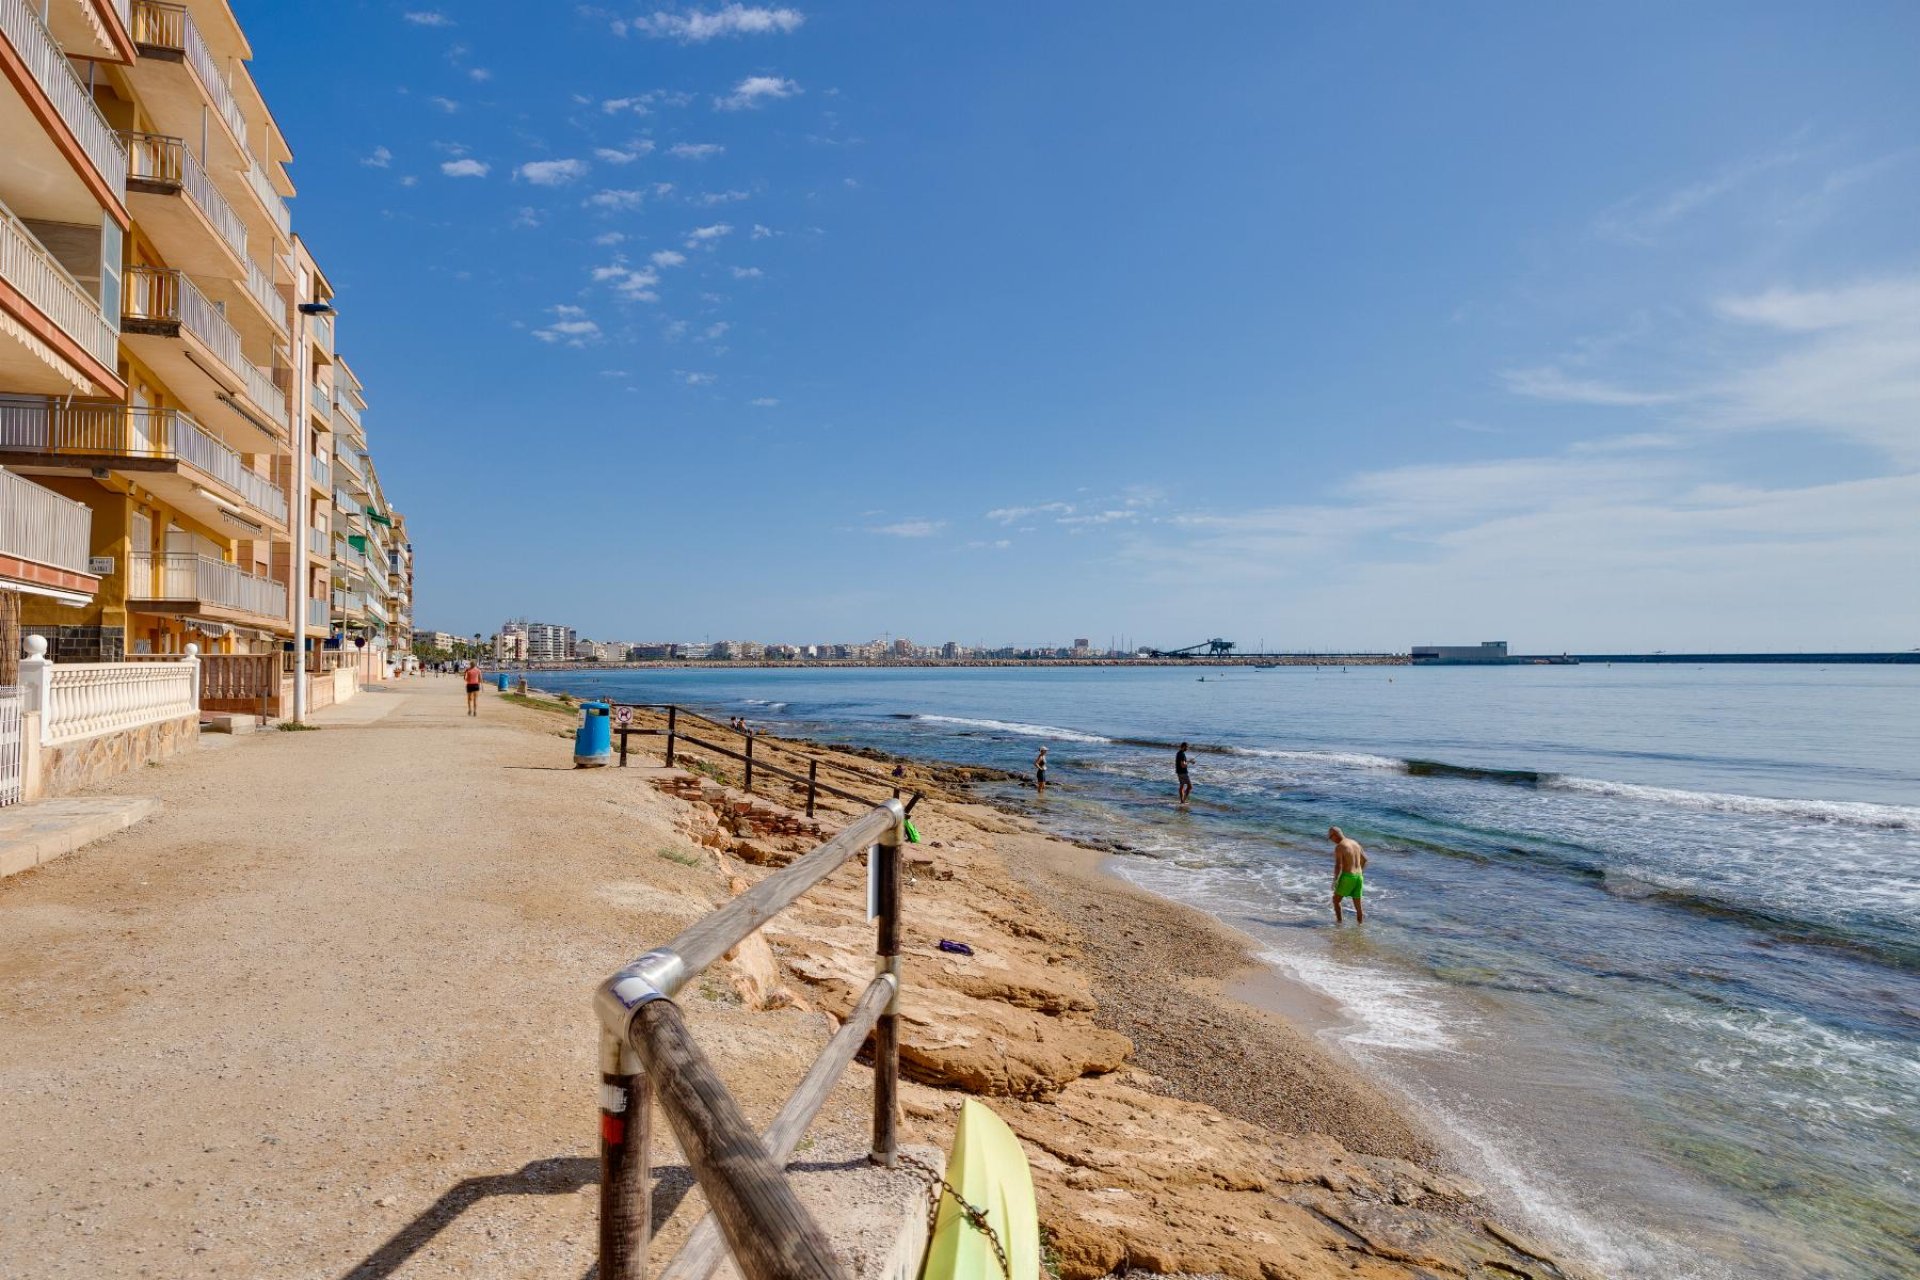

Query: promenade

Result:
[0,677,879,1278]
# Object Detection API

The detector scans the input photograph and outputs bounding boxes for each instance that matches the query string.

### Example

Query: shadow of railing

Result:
[338,1156,699,1280]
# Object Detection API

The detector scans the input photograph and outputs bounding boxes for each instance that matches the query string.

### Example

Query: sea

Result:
[530,663,1920,1280]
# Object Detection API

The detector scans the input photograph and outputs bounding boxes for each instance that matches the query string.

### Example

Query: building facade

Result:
[0,0,408,668]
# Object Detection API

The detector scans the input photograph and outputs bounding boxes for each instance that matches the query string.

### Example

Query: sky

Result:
[241,1,1920,652]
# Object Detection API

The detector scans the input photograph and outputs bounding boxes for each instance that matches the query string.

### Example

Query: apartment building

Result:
[0,0,408,665]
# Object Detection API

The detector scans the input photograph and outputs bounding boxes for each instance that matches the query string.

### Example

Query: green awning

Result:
[364,507,393,527]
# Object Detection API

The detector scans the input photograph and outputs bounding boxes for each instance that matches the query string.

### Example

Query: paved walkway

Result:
[0,677,890,1278]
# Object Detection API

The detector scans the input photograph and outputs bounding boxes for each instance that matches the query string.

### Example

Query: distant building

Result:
[420,631,458,652]
[524,622,571,662]
[1411,641,1513,665]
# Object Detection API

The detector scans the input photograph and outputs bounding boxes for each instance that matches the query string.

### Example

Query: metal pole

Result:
[289,303,308,725]
[870,816,903,1167]
[599,1029,651,1280]
[744,734,754,792]
[618,726,628,767]
[665,706,677,767]
[806,760,817,819]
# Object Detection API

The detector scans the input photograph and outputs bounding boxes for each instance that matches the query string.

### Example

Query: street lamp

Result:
[289,299,336,725]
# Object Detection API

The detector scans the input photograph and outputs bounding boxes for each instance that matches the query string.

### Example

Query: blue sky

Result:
[244,2,1920,651]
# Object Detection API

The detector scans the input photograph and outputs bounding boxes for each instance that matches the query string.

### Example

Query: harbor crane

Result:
[1147,638,1237,659]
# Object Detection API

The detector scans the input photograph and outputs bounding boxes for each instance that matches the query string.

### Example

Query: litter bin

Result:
[574,701,612,768]
[496,674,510,691]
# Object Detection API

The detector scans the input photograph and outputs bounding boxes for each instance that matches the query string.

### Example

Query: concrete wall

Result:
[36,714,198,799]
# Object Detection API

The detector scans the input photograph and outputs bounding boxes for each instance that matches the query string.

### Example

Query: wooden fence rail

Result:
[593,800,907,1280]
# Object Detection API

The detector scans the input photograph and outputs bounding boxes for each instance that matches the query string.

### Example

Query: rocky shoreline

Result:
[589,701,1599,1280]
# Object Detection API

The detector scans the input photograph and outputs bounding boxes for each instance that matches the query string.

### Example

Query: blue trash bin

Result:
[574,701,612,768]
[496,674,510,691]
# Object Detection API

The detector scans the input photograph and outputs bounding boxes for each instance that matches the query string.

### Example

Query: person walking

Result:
[1175,741,1193,804]
[464,661,481,717]
[1034,745,1049,795]
[1329,826,1368,923]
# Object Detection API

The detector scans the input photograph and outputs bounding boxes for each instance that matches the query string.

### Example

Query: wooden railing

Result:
[609,704,921,818]
[594,800,907,1280]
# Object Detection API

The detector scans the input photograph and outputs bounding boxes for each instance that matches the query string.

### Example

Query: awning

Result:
[364,508,393,527]
[185,619,234,637]
[3,579,95,608]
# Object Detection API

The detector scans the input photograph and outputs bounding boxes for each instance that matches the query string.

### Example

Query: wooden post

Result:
[599,1029,652,1280]
[805,760,817,819]
[665,706,678,767]
[619,726,629,767]
[629,1000,849,1280]
[871,823,902,1167]
[743,733,754,793]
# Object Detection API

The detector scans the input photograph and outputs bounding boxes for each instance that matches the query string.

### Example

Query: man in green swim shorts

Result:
[1329,826,1368,923]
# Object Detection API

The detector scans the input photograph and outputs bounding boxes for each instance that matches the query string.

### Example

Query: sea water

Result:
[534,663,1920,1280]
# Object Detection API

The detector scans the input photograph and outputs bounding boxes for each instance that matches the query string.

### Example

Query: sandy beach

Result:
[0,677,1591,1279]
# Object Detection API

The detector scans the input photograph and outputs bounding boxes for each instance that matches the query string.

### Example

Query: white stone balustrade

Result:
[20,636,200,746]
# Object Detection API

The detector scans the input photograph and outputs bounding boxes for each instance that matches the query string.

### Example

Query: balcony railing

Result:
[129,551,287,619]
[307,596,328,628]
[123,266,289,426]
[333,445,364,481]
[129,1,249,156]
[308,455,330,491]
[334,540,366,572]
[363,593,388,623]
[0,466,92,575]
[307,527,327,557]
[0,401,287,524]
[121,131,248,263]
[245,258,284,332]
[0,0,129,195]
[244,157,291,238]
[0,200,119,374]
[308,310,332,350]
[310,380,330,418]
[333,396,362,433]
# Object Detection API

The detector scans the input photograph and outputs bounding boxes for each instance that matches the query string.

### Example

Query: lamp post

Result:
[291,299,337,724]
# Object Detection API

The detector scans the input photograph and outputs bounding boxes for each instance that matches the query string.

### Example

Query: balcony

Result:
[308,378,330,424]
[243,257,285,334]
[128,2,248,165]
[0,199,121,395]
[332,396,362,437]
[0,0,129,205]
[0,400,287,528]
[121,265,289,444]
[129,551,287,625]
[243,156,290,240]
[308,454,330,494]
[121,131,247,278]
[307,526,327,558]
[0,465,100,602]
[307,308,332,357]
[332,539,366,573]
[306,595,328,630]
[40,0,135,62]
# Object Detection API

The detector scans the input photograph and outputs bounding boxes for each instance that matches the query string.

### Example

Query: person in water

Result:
[1329,826,1367,923]
[1175,742,1192,803]
[1034,745,1048,795]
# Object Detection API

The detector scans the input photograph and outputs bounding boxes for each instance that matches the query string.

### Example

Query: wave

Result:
[1545,776,1920,831]
[741,699,789,710]
[1239,746,1407,771]
[911,714,1111,744]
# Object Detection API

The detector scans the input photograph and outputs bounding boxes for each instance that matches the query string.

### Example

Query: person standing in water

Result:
[1034,745,1048,795]
[1175,742,1193,804]
[1329,826,1367,923]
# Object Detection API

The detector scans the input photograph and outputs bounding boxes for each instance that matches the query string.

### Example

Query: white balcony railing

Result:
[308,310,332,350]
[0,200,119,374]
[310,380,329,418]
[363,593,389,623]
[0,0,129,195]
[129,551,287,619]
[0,466,92,575]
[39,659,197,746]
[129,1,248,156]
[245,258,284,332]
[121,131,248,263]
[0,401,284,525]
[123,266,289,427]
[307,527,328,557]
[333,396,362,433]
[308,455,330,491]
[244,156,291,237]
[334,540,366,572]
[307,596,328,628]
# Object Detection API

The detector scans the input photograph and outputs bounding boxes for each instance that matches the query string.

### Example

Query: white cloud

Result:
[430,96,460,113]
[1501,367,1680,407]
[697,189,750,205]
[592,261,662,301]
[730,266,763,279]
[749,397,779,407]
[404,10,452,26]
[985,502,1074,524]
[469,67,492,81]
[511,206,541,229]
[680,371,717,385]
[534,305,600,346]
[715,75,800,111]
[669,143,725,160]
[439,157,489,178]
[586,188,646,210]
[593,231,627,246]
[703,321,730,340]
[595,143,654,164]
[650,250,688,268]
[629,5,804,42]
[869,520,945,538]
[685,223,732,247]
[398,175,418,187]
[750,224,774,239]
[517,158,588,185]
[1594,141,1808,245]
[361,145,393,168]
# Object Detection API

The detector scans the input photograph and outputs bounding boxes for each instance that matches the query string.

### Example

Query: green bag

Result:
[903,819,921,844]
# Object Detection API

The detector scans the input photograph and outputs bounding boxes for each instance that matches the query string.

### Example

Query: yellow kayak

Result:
[920,1098,1040,1280]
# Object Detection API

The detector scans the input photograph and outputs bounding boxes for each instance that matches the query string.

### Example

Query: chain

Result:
[898,1151,1012,1280]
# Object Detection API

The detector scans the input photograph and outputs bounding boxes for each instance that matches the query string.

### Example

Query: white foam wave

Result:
[1240,746,1406,770]
[1256,946,1464,1054]
[914,714,1110,744]
[1547,775,1920,830]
